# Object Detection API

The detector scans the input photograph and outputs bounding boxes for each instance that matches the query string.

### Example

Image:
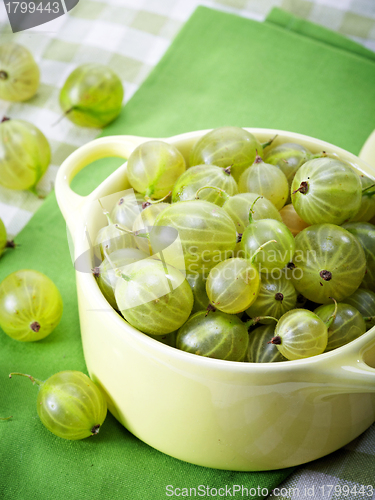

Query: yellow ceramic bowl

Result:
[55,128,375,471]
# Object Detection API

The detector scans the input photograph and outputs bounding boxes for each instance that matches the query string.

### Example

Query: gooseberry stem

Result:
[248,195,263,224]
[143,191,171,208]
[0,416,12,420]
[364,316,375,322]
[250,239,277,264]
[245,316,278,328]
[310,151,327,159]
[261,135,277,149]
[326,297,338,329]
[103,246,131,282]
[254,150,263,164]
[98,199,114,226]
[195,185,230,201]
[362,183,375,197]
[9,372,43,386]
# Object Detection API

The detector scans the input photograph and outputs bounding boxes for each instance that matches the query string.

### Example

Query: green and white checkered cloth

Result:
[0,0,374,497]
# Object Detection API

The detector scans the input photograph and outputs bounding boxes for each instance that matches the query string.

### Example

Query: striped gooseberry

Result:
[246,274,297,323]
[238,153,289,210]
[176,311,250,361]
[9,371,107,440]
[290,224,366,304]
[115,258,193,335]
[291,158,362,225]
[247,324,286,363]
[127,141,186,199]
[189,126,266,182]
[172,164,238,206]
[342,222,375,293]
[0,270,63,342]
[314,302,366,351]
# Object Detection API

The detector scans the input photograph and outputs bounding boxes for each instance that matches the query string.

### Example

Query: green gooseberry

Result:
[314,302,366,351]
[115,258,193,335]
[222,192,282,235]
[291,158,362,225]
[342,222,375,293]
[290,224,366,304]
[345,288,375,330]
[189,126,266,182]
[247,324,287,363]
[9,371,107,440]
[127,141,186,199]
[238,154,289,210]
[59,64,124,128]
[172,164,238,206]
[246,274,297,324]
[176,311,249,361]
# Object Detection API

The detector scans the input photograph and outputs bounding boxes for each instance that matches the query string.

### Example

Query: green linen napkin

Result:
[1,6,375,500]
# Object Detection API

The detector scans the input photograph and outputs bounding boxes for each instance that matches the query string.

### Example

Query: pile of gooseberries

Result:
[89,126,375,363]
[0,42,124,194]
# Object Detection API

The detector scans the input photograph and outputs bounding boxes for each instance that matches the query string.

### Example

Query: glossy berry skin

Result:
[314,303,366,351]
[279,203,310,237]
[241,219,295,272]
[115,259,193,335]
[0,43,39,101]
[59,64,124,128]
[0,270,63,342]
[0,119,51,191]
[273,309,328,360]
[239,160,289,210]
[342,222,375,293]
[345,288,375,330]
[127,141,186,199]
[110,193,145,229]
[153,200,237,273]
[222,192,282,235]
[247,324,287,363]
[36,371,107,440]
[206,258,260,314]
[264,142,310,187]
[186,272,210,314]
[96,248,149,309]
[291,158,362,225]
[290,224,366,304]
[246,275,297,324]
[190,127,263,182]
[350,176,375,222]
[176,311,249,361]
[172,164,238,206]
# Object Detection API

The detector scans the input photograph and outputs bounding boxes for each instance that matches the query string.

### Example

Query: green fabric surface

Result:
[266,7,375,63]
[1,6,375,500]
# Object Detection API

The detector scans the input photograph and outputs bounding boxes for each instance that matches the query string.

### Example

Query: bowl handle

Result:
[55,135,150,236]
[359,130,375,168]
[321,330,375,394]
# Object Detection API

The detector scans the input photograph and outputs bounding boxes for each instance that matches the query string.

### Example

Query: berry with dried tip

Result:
[0,43,39,101]
[291,158,362,225]
[238,153,289,210]
[0,270,63,342]
[9,371,107,440]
